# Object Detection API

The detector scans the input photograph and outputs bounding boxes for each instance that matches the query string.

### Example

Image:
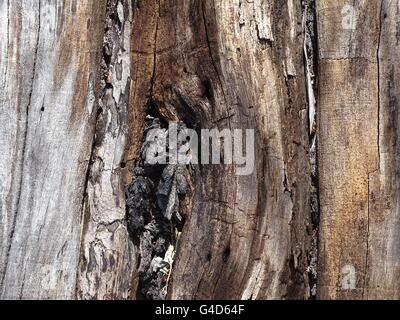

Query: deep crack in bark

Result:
[303,0,319,299]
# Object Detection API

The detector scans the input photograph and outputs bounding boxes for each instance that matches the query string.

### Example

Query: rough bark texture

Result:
[76,0,136,300]
[0,0,400,300]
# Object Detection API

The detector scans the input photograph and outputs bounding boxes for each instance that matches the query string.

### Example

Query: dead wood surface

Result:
[0,0,399,300]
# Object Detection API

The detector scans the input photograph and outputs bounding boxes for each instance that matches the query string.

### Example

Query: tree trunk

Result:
[0,0,399,300]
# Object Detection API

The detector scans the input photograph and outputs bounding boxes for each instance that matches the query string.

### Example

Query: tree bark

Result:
[139,0,312,300]
[76,0,136,300]
[0,0,399,300]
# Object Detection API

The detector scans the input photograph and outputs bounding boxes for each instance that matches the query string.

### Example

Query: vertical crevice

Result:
[149,0,160,99]
[376,0,383,167]
[363,171,372,299]
[302,0,319,300]
[200,0,230,123]
[75,0,111,286]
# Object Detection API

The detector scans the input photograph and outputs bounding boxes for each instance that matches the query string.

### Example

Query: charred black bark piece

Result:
[125,176,154,236]
[125,117,191,300]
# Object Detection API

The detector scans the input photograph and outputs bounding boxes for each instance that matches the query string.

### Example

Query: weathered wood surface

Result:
[317,0,400,299]
[365,0,400,299]
[0,0,106,299]
[76,0,136,300]
[125,0,312,299]
[1,0,400,300]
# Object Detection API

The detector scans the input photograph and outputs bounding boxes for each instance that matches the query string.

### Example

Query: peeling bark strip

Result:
[0,0,106,299]
[316,0,380,299]
[76,0,136,300]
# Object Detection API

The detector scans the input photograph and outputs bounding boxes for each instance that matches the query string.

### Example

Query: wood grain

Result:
[0,0,106,299]
[316,0,382,299]
[125,0,313,299]
[1,0,400,300]
[363,0,400,299]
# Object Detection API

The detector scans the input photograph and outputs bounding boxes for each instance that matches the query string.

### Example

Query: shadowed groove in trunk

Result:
[302,0,319,299]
